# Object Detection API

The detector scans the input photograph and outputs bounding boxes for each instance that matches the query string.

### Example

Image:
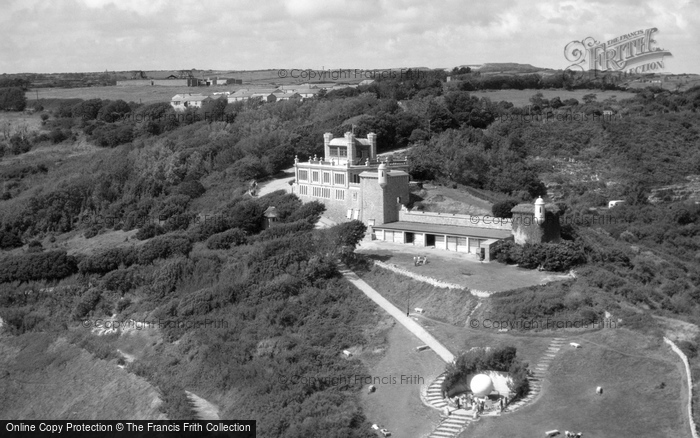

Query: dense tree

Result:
[0,87,27,111]
[492,199,519,218]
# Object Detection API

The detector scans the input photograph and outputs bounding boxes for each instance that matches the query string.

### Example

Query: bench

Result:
[414,308,424,314]
[545,430,559,437]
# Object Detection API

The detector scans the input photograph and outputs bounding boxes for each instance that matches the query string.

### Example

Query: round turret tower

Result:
[378,162,387,188]
[534,196,545,225]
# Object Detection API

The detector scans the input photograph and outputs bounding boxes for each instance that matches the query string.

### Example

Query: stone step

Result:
[440,424,463,431]
[439,424,463,430]
[430,433,455,438]
[438,425,465,432]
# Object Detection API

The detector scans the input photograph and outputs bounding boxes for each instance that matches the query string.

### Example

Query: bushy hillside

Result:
[2,72,700,431]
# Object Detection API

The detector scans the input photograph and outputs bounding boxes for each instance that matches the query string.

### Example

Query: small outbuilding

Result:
[262,206,279,229]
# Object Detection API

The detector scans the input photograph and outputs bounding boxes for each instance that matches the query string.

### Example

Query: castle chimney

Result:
[345,131,356,164]
[367,132,377,159]
[323,132,333,159]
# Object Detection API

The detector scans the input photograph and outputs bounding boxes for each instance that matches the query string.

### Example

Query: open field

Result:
[29,85,223,105]
[463,329,689,438]
[0,333,166,420]
[357,241,570,292]
[470,89,637,106]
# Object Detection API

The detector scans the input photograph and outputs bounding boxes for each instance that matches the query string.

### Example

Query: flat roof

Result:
[374,221,512,239]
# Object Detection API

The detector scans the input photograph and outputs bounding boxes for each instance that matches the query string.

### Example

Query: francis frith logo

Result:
[564,27,672,74]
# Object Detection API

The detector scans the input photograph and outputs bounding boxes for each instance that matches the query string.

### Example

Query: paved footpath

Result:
[339,265,455,363]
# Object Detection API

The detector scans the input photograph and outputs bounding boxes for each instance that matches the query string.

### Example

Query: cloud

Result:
[0,0,698,74]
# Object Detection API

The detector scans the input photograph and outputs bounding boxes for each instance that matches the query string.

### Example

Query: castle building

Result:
[291,133,561,261]
[291,132,410,225]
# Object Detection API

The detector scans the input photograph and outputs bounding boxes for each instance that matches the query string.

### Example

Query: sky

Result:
[1,0,698,74]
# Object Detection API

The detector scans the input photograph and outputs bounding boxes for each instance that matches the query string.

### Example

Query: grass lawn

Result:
[417,183,493,215]
[355,262,477,325]
[358,319,445,438]
[470,89,637,107]
[418,316,554,367]
[30,85,223,105]
[463,329,689,438]
[357,242,570,292]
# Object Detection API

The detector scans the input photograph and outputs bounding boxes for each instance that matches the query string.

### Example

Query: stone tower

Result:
[510,198,561,245]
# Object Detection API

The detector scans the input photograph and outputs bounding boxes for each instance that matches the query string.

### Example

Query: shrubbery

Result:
[102,266,140,294]
[0,230,22,249]
[205,228,247,250]
[249,220,314,243]
[72,288,102,319]
[138,235,193,264]
[491,240,585,271]
[492,199,519,218]
[135,223,165,240]
[0,251,78,283]
[442,346,529,400]
[78,247,138,275]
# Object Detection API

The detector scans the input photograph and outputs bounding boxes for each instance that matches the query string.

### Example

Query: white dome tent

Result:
[470,373,494,397]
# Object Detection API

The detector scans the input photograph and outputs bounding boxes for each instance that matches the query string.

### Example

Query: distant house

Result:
[297,88,321,99]
[331,84,357,91]
[252,92,277,103]
[171,94,213,111]
[273,92,301,101]
[313,82,336,90]
[251,88,282,95]
[227,91,255,103]
[279,84,301,94]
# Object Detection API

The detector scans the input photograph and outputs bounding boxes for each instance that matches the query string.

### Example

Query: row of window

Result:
[312,187,331,198]
[297,184,348,201]
[297,170,347,186]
